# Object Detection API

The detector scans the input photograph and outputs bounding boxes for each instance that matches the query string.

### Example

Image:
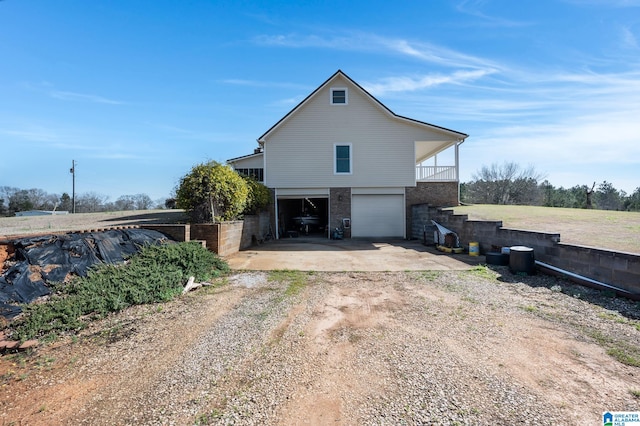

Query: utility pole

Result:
[70,160,76,214]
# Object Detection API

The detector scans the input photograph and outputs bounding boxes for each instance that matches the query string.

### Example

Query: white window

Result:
[334,144,352,174]
[331,87,348,105]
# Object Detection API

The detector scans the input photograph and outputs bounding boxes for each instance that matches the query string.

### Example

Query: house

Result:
[227,70,468,239]
[15,210,69,217]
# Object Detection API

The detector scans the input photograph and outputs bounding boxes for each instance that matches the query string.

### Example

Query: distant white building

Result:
[15,210,69,217]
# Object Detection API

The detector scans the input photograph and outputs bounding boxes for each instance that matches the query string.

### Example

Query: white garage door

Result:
[351,194,404,238]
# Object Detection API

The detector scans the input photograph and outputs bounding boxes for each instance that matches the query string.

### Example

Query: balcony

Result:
[415,165,458,182]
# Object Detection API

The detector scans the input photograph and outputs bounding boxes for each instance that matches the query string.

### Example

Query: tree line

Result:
[3,162,637,216]
[0,186,168,217]
[1,160,270,220]
[461,162,640,211]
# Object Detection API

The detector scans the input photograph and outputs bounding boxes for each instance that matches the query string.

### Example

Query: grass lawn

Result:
[445,205,640,255]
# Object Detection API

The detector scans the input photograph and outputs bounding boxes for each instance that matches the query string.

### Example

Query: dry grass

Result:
[1,206,638,255]
[446,205,640,254]
[0,210,187,238]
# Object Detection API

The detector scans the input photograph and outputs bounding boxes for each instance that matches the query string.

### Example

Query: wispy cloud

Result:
[1,128,60,142]
[49,90,124,105]
[448,65,640,190]
[22,82,125,105]
[562,0,640,7]
[473,110,640,166]
[254,33,355,49]
[254,32,501,70]
[363,69,498,96]
[620,25,639,49]
[270,96,305,107]
[220,79,310,90]
[144,121,252,144]
[374,37,501,69]
[455,0,534,27]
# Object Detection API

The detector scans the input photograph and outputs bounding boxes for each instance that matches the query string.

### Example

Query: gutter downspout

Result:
[535,261,639,301]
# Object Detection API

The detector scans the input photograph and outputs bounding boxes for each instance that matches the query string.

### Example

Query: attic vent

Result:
[331,88,347,105]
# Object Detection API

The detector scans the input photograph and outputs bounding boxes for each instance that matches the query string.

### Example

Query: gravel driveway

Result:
[2,267,639,425]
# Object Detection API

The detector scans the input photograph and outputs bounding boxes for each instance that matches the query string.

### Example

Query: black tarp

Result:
[0,229,171,319]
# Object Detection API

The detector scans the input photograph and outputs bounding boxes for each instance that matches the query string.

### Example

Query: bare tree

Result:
[75,192,109,213]
[133,193,153,210]
[585,182,596,209]
[468,162,545,205]
[115,195,136,211]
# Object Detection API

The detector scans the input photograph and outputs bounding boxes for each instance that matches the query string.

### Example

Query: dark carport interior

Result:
[277,198,328,238]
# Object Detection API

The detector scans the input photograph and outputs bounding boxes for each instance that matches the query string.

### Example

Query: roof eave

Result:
[257,69,468,143]
[258,70,345,143]
[226,151,264,163]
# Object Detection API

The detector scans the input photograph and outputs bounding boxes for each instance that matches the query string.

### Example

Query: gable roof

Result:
[257,70,468,143]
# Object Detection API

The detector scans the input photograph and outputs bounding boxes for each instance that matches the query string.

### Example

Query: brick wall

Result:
[412,204,640,295]
[406,182,458,238]
[191,221,245,257]
[330,187,351,238]
[191,223,219,251]
[146,219,268,257]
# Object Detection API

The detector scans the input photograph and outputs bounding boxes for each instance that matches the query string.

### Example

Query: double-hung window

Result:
[334,144,352,174]
[331,87,348,105]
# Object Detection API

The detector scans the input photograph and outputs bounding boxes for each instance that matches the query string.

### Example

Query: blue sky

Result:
[1,0,639,203]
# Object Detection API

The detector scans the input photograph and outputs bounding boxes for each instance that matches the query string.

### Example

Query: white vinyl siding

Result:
[229,153,263,169]
[262,74,460,189]
[276,188,329,198]
[351,194,404,238]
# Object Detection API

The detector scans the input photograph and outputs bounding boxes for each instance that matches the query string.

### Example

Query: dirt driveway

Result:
[1,214,639,424]
[1,267,639,425]
[225,238,483,271]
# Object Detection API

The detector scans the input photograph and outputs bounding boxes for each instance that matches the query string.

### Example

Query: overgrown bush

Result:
[12,242,229,341]
[176,161,249,222]
[242,175,271,215]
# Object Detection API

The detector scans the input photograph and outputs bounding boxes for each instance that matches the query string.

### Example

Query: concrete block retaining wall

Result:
[241,212,271,247]
[141,224,191,243]
[217,221,244,257]
[146,213,269,257]
[411,204,640,294]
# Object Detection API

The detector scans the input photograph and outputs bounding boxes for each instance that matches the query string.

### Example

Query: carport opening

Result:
[277,198,328,238]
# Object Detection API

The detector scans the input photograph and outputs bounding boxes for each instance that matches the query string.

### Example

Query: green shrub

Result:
[242,175,271,215]
[13,242,229,341]
[176,161,249,222]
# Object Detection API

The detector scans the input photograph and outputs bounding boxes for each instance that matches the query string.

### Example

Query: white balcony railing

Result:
[415,165,458,181]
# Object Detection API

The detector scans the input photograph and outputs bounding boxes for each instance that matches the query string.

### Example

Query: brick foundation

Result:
[330,187,351,238]
[405,181,458,238]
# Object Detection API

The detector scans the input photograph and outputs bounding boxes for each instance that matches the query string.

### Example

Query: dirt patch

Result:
[0,244,11,271]
[1,270,638,425]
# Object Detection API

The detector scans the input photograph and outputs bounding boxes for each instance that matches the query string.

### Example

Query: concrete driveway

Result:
[225,238,484,271]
